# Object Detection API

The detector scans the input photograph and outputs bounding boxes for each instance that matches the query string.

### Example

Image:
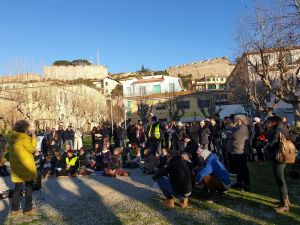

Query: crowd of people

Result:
[1,113,296,216]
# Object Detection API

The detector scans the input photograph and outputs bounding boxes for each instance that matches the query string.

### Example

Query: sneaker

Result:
[243,185,250,192]
[11,209,23,216]
[24,208,37,216]
[231,182,243,188]
[206,195,220,204]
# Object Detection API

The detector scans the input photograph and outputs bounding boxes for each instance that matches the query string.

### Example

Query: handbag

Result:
[276,132,296,163]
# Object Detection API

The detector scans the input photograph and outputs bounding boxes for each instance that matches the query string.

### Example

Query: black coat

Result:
[107,154,123,170]
[266,123,290,159]
[157,154,167,170]
[64,129,74,141]
[184,139,199,166]
[252,122,263,148]
[152,155,192,196]
[79,152,89,167]
[198,126,210,145]
[57,129,64,140]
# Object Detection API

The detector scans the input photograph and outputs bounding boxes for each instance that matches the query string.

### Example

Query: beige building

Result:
[187,74,228,91]
[125,91,230,124]
[44,65,108,81]
[166,56,235,79]
[91,76,121,95]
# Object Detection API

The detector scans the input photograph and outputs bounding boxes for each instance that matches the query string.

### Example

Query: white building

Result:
[122,75,183,97]
[91,76,121,94]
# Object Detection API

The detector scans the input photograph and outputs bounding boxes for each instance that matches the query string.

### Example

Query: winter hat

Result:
[200,149,212,161]
[80,147,85,151]
[151,116,157,121]
[184,134,192,140]
[178,122,183,126]
[200,120,205,124]
[253,117,260,123]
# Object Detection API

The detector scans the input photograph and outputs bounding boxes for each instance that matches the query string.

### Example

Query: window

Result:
[285,53,292,65]
[153,85,161,94]
[32,91,37,101]
[127,87,132,96]
[178,101,190,109]
[207,78,211,81]
[139,86,146,95]
[220,78,224,81]
[208,84,216,89]
[169,83,174,92]
[197,99,210,107]
[60,92,63,102]
[156,103,166,110]
[128,101,130,108]
[204,78,207,81]
[221,94,227,99]
[219,84,227,88]
[212,78,215,81]
[106,89,108,93]
[105,82,108,86]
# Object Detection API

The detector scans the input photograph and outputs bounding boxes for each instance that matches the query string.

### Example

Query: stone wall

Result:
[166,56,235,79]
[44,65,108,81]
[0,73,41,83]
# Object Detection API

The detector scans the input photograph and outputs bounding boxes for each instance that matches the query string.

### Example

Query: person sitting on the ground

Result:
[57,149,79,176]
[61,145,71,165]
[120,146,128,163]
[154,148,168,172]
[124,148,141,168]
[152,150,192,209]
[54,149,63,169]
[104,148,125,177]
[195,149,231,203]
[181,152,193,172]
[143,148,158,174]
[78,147,89,168]
[100,144,112,166]
[41,151,57,178]
[183,134,199,167]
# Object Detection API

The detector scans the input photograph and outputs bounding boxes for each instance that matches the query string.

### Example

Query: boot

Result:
[24,208,37,216]
[179,199,188,208]
[11,209,23,216]
[277,196,291,207]
[274,200,289,213]
[159,199,174,208]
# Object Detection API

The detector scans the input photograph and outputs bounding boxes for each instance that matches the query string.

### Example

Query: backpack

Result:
[276,132,296,164]
[258,126,266,140]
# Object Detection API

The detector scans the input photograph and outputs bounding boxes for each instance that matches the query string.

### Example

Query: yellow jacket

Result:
[9,132,37,183]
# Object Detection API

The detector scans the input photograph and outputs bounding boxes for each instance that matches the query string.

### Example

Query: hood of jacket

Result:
[9,132,30,144]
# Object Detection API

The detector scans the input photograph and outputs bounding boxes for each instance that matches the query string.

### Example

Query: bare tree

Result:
[233,0,300,126]
[136,96,153,123]
[197,94,223,118]
[165,92,185,121]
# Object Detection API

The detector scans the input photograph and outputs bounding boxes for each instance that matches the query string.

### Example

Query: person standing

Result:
[64,126,74,150]
[127,122,133,143]
[43,127,52,155]
[228,115,251,191]
[74,128,83,152]
[57,125,64,153]
[10,120,38,216]
[265,116,291,213]
[198,120,210,149]
[175,122,185,153]
[113,124,121,147]
[48,128,58,151]
[148,116,164,156]
[190,122,198,143]
[118,125,127,147]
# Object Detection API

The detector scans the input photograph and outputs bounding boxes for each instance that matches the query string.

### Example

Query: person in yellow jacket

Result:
[9,120,38,216]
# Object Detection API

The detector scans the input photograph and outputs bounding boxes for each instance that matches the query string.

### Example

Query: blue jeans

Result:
[120,139,126,147]
[177,140,185,153]
[58,140,63,151]
[150,141,161,156]
[156,177,188,199]
[214,139,223,163]
[65,140,73,150]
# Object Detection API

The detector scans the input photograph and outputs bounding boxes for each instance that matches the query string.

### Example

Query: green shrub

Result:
[290,127,300,142]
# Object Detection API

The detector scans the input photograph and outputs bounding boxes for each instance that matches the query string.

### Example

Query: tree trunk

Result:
[292,103,300,127]
[267,109,273,117]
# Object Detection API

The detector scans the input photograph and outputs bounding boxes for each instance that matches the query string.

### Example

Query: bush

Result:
[290,127,300,142]
[53,60,72,66]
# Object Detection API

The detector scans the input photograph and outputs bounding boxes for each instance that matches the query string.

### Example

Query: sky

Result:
[0,0,254,75]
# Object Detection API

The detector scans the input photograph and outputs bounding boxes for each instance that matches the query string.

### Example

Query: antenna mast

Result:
[97,49,99,65]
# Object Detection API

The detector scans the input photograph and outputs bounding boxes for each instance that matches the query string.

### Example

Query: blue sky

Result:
[0,0,253,75]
